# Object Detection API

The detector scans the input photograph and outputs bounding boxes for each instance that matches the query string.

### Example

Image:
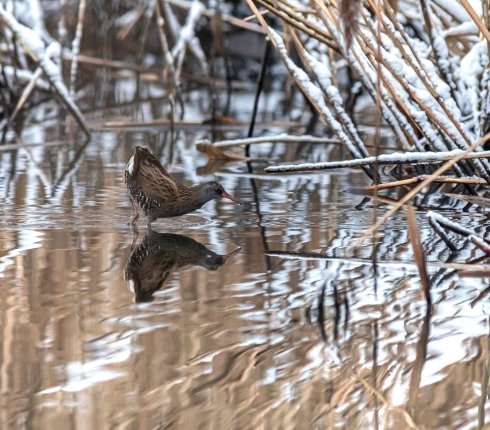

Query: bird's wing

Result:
[133,148,181,202]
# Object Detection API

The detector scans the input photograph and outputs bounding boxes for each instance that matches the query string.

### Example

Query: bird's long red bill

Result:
[222,246,242,262]
[221,191,241,204]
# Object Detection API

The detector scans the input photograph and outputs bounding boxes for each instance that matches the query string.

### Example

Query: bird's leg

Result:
[129,198,139,226]
[130,228,139,250]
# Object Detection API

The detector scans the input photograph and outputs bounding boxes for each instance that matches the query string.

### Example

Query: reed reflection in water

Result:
[0,134,490,429]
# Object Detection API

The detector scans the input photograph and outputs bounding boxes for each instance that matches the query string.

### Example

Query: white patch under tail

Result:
[128,279,135,294]
[126,155,135,175]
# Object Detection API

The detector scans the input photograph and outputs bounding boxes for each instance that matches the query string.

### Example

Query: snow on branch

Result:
[196,134,340,147]
[169,0,208,77]
[0,3,90,137]
[427,211,490,253]
[265,149,490,173]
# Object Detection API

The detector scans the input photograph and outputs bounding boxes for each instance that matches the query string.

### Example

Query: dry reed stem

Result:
[460,270,490,277]
[69,0,86,97]
[155,0,178,88]
[459,0,490,44]
[246,0,374,178]
[8,66,42,124]
[357,21,488,177]
[429,214,490,253]
[339,0,360,48]
[254,0,336,48]
[289,29,370,159]
[382,2,431,80]
[267,149,490,173]
[195,142,251,160]
[97,118,247,129]
[444,193,490,208]
[419,0,459,105]
[198,134,340,147]
[116,7,145,40]
[484,0,490,58]
[357,131,490,245]
[469,235,490,254]
[366,176,488,191]
[155,1,185,121]
[350,49,416,150]
[428,216,458,251]
[367,0,483,165]
[243,9,270,21]
[169,0,209,79]
[168,0,266,34]
[259,0,489,184]
[407,205,431,303]
[431,0,464,23]
[310,0,416,149]
[62,53,151,73]
[136,3,154,64]
[353,367,420,429]
[407,307,431,407]
[0,4,90,137]
[354,24,452,154]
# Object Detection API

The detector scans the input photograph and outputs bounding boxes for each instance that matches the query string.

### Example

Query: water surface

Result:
[1,111,490,430]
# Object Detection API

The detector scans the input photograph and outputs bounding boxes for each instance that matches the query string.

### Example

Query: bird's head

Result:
[200,181,240,204]
[198,246,242,270]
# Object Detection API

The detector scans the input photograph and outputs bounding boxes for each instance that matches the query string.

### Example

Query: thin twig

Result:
[8,66,42,124]
[69,0,86,97]
[358,132,490,245]
[265,149,490,174]
[459,0,490,44]
[246,39,271,156]
[366,175,487,191]
[407,205,431,304]
[197,134,340,148]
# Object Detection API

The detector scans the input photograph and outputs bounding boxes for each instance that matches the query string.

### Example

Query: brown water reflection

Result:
[1,134,490,429]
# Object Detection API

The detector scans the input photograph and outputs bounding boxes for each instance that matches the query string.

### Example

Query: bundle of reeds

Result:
[0,0,90,137]
[0,0,222,139]
[245,0,490,253]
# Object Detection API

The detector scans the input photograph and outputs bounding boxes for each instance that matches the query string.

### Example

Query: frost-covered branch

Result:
[0,3,90,136]
[247,0,375,179]
[9,66,42,123]
[265,149,490,173]
[459,0,490,44]
[427,211,490,253]
[196,133,340,147]
[366,175,487,191]
[69,0,86,97]
[169,0,208,77]
[250,0,490,185]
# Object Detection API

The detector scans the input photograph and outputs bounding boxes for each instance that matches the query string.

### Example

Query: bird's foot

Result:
[130,229,139,249]
[129,199,139,226]
[128,213,139,226]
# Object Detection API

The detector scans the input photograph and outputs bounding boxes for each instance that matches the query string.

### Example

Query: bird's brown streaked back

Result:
[125,146,240,227]
[132,146,180,202]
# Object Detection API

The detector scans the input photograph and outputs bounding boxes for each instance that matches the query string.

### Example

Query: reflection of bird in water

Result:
[124,231,241,302]
[124,146,240,227]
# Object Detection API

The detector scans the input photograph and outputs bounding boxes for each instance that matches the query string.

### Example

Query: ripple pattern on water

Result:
[0,135,490,429]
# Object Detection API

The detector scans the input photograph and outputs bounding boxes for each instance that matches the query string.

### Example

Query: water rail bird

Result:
[124,146,240,227]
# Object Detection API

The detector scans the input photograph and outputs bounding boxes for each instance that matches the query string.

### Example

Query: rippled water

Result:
[1,121,490,429]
